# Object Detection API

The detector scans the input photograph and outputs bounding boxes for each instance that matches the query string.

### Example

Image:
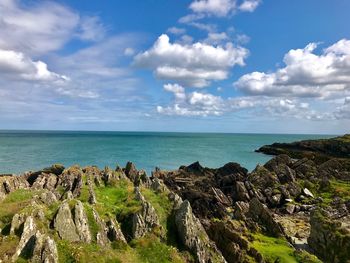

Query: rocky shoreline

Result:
[0,135,349,262]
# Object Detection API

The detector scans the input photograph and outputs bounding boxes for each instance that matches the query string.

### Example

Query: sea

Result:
[0,131,334,175]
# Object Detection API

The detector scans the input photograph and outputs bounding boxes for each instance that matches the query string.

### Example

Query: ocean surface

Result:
[0,131,333,175]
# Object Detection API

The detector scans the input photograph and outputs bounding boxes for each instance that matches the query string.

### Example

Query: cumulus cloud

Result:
[235,39,350,98]
[239,0,261,12]
[0,49,68,82]
[187,0,261,17]
[0,0,106,55]
[157,83,318,118]
[134,34,248,87]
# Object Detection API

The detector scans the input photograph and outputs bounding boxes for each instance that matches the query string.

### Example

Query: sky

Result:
[0,0,349,134]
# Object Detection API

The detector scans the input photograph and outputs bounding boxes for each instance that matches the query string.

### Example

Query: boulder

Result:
[106,218,127,243]
[10,213,26,235]
[132,188,160,239]
[54,202,79,242]
[39,191,58,206]
[12,216,37,261]
[74,201,92,243]
[303,188,314,198]
[308,210,350,263]
[175,200,226,263]
[248,198,284,237]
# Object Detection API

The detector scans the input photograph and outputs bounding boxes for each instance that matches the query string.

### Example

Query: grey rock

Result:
[12,216,37,262]
[175,200,226,263]
[106,218,126,243]
[54,202,79,242]
[74,201,92,243]
[10,213,26,235]
[40,191,58,206]
[132,187,160,239]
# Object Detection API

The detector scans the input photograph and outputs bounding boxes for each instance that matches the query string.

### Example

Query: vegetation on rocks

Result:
[0,134,349,262]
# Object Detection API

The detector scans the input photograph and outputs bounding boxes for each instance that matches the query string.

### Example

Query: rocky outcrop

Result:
[256,134,350,163]
[248,198,284,237]
[12,216,37,262]
[106,218,127,243]
[54,202,79,242]
[132,188,160,239]
[308,210,350,263]
[175,200,226,263]
[92,208,110,246]
[73,201,92,243]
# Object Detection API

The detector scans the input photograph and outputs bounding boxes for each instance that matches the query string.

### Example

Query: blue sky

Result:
[0,0,349,134]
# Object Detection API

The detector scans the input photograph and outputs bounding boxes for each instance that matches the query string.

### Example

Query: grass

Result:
[251,233,319,263]
[0,189,40,233]
[94,179,141,221]
[318,179,350,205]
[130,234,188,263]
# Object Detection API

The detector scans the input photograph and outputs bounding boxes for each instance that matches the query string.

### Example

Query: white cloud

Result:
[134,34,248,87]
[235,39,350,98]
[187,0,261,17]
[239,0,261,12]
[77,16,106,42]
[167,27,186,35]
[164,83,186,101]
[189,0,236,17]
[0,49,68,82]
[204,32,229,45]
[0,0,106,55]
[334,97,350,119]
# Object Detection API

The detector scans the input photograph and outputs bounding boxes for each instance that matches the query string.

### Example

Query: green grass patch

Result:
[94,179,141,220]
[251,233,298,263]
[130,234,186,263]
[0,189,40,232]
[318,180,350,205]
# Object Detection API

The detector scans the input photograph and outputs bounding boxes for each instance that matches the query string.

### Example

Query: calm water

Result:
[0,131,333,174]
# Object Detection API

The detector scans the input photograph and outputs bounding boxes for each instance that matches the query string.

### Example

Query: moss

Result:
[317,179,350,205]
[251,233,300,263]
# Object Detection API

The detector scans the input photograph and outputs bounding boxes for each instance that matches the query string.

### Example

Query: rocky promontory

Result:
[256,134,350,163]
[0,135,349,262]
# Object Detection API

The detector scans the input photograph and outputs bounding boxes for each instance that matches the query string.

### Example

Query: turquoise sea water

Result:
[0,131,333,175]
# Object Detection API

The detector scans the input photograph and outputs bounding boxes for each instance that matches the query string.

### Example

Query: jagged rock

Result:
[132,188,160,239]
[58,166,83,196]
[175,200,226,263]
[248,165,279,189]
[208,221,260,263]
[39,191,57,206]
[74,201,92,243]
[150,177,167,193]
[12,216,37,262]
[41,236,59,263]
[285,204,295,214]
[233,201,249,220]
[125,162,139,182]
[92,208,109,246]
[64,191,73,200]
[264,155,293,173]
[235,181,250,201]
[10,213,26,235]
[88,181,97,205]
[54,202,79,242]
[308,210,350,263]
[168,192,183,209]
[32,174,47,189]
[248,198,284,237]
[45,174,58,191]
[303,188,314,198]
[106,218,127,243]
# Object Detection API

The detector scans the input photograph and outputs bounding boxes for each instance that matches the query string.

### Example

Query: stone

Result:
[92,208,109,246]
[248,198,284,237]
[41,236,59,263]
[74,201,92,243]
[54,202,79,242]
[12,216,37,262]
[106,218,126,243]
[303,188,314,198]
[10,213,26,235]
[285,204,295,214]
[235,181,250,201]
[308,210,350,263]
[233,201,249,220]
[175,200,226,263]
[132,188,160,239]
[40,191,58,206]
